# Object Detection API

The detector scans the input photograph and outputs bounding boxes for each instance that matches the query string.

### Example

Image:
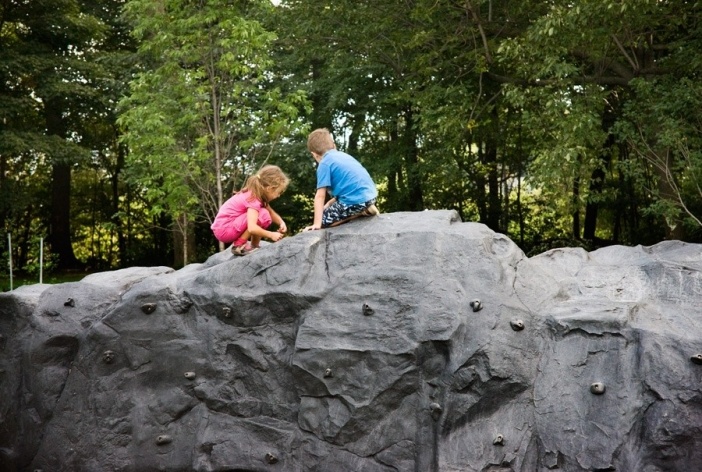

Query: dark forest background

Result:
[1,0,701,280]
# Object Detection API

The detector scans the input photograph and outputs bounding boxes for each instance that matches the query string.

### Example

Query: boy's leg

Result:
[322,200,378,228]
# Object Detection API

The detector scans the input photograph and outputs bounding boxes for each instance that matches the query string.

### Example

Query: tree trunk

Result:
[485,141,500,231]
[572,176,581,239]
[45,98,80,270]
[474,141,488,223]
[114,142,127,266]
[0,153,6,235]
[583,165,605,241]
[49,161,80,269]
[403,107,424,211]
[652,147,685,240]
[173,214,195,268]
[584,94,617,242]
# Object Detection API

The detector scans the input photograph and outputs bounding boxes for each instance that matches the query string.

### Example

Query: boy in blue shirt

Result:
[303,128,379,231]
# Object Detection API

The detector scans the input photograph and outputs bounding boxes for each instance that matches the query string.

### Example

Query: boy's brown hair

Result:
[307,128,336,155]
[241,165,289,205]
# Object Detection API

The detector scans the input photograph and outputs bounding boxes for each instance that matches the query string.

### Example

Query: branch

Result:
[486,71,631,87]
[571,49,635,82]
[465,0,492,64]
[610,34,639,71]
[633,130,702,227]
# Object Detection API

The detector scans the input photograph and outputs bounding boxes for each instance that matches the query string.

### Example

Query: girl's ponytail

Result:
[242,165,289,204]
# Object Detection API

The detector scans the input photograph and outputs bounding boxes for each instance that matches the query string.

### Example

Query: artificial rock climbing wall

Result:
[1,210,702,471]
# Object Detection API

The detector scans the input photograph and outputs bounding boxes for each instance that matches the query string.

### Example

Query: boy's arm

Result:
[304,187,327,231]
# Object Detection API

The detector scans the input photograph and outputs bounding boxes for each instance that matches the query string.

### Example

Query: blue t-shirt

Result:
[316,150,377,205]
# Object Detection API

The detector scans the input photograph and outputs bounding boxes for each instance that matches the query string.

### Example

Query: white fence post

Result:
[39,237,43,284]
[7,233,12,291]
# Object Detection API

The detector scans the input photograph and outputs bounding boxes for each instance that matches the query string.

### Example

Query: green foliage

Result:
[4,0,702,273]
[119,0,309,259]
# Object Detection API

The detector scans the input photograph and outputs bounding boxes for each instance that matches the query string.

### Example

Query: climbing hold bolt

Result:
[265,452,278,464]
[470,299,482,312]
[510,319,525,331]
[222,307,232,318]
[429,402,442,420]
[324,368,333,378]
[64,298,75,307]
[691,354,702,365]
[590,382,606,395]
[184,371,196,380]
[102,350,115,364]
[155,435,172,445]
[141,303,157,314]
[362,303,374,316]
[493,434,505,446]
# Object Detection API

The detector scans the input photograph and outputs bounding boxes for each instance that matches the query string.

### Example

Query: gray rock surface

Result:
[1,210,701,471]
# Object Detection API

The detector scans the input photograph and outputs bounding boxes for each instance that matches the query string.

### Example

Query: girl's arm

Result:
[246,208,283,242]
[268,206,287,233]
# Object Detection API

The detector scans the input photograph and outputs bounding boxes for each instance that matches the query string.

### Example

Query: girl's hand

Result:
[278,221,287,234]
[269,231,284,242]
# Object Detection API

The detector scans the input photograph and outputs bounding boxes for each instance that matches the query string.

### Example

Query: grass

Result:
[0,271,91,292]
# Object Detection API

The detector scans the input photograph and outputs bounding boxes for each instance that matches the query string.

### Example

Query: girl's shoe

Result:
[232,243,259,256]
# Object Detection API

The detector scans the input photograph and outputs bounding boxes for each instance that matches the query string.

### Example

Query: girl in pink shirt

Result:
[211,165,289,255]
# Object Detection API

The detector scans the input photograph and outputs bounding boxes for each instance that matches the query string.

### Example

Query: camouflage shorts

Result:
[321,199,376,227]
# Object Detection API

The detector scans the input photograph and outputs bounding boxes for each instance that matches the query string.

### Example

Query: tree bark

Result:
[46,99,80,270]
[584,93,617,241]
[403,107,424,211]
[114,142,127,266]
[485,140,500,231]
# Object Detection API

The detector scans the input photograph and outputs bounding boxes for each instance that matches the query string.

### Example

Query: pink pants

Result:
[213,208,272,244]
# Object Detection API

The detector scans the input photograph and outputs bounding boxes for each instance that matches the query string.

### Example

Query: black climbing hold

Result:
[141,303,157,314]
[265,452,278,464]
[362,303,374,316]
[590,382,606,395]
[64,298,75,307]
[324,368,333,378]
[493,434,504,446]
[691,354,702,365]
[510,319,525,331]
[46,310,60,317]
[102,350,115,364]
[155,434,172,445]
[184,371,196,380]
[470,299,482,312]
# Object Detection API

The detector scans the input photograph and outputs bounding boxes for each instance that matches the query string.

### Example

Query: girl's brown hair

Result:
[241,165,290,205]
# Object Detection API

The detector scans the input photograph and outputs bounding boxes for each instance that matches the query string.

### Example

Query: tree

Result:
[0,0,117,270]
[497,0,702,242]
[119,0,307,263]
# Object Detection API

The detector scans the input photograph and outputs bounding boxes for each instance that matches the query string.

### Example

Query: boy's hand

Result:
[303,225,320,232]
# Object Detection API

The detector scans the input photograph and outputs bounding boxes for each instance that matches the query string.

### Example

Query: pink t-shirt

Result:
[211,191,266,242]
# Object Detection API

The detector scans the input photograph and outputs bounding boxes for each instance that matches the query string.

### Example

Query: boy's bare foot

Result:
[363,204,379,216]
